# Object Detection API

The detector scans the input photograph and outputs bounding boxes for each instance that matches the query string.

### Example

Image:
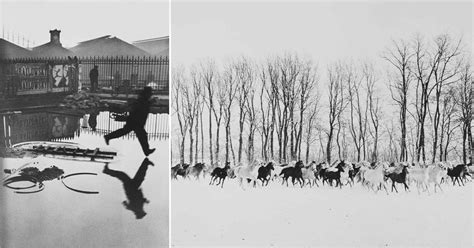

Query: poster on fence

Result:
[51,64,75,88]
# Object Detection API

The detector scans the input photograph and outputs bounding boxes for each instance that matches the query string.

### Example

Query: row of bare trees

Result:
[172,33,472,166]
[384,34,472,165]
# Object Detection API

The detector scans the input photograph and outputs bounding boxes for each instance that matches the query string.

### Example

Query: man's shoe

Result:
[145,148,155,156]
[103,163,110,173]
[144,158,155,166]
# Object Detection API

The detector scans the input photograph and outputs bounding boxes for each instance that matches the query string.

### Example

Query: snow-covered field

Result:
[172,177,473,247]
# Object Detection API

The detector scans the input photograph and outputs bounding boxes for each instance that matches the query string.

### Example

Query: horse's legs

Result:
[456,177,462,186]
[404,182,410,192]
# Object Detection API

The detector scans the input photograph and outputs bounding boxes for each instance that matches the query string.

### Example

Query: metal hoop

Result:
[61,172,99,194]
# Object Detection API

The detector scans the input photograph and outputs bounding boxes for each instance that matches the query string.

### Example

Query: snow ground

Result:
[172,177,473,248]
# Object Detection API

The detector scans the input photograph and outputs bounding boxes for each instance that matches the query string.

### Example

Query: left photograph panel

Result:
[0,1,170,247]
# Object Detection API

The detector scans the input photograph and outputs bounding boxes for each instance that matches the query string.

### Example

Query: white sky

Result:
[172,1,472,66]
[0,0,169,48]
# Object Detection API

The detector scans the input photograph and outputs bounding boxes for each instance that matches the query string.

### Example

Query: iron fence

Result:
[78,56,169,95]
[0,56,169,98]
[0,57,78,97]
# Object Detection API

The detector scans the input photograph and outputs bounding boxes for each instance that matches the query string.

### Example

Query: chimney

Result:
[50,29,61,45]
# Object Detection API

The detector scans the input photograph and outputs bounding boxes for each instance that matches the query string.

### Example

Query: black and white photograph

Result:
[171,1,473,247]
[1,0,473,248]
[0,0,169,247]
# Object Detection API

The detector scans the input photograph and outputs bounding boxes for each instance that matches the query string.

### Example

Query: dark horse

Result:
[447,164,468,186]
[322,161,346,188]
[257,162,275,186]
[171,163,190,180]
[385,164,409,193]
[280,161,304,187]
[186,162,206,180]
[209,162,231,188]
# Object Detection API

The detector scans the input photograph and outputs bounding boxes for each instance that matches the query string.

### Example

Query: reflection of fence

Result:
[0,112,80,148]
[0,110,168,149]
[81,128,169,140]
[81,111,169,140]
[78,56,169,95]
[0,57,78,97]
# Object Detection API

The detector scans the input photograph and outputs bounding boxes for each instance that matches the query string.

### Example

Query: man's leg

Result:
[134,127,154,156]
[132,158,154,188]
[103,164,131,183]
[105,125,132,144]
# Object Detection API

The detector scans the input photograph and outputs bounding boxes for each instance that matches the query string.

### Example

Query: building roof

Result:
[132,36,169,57]
[31,42,74,58]
[70,35,151,57]
[0,39,33,59]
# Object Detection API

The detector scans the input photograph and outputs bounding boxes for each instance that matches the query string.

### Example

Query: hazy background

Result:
[172,1,472,66]
[0,0,169,48]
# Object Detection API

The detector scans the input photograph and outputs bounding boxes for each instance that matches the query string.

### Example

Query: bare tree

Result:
[365,63,381,162]
[304,100,320,163]
[172,67,189,165]
[235,57,253,163]
[222,63,238,164]
[199,59,217,165]
[454,62,473,164]
[326,63,346,164]
[439,88,457,161]
[412,34,444,162]
[189,68,204,163]
[347,63,368,162]
[278,53,300,162]
[430,35,462,162]
[213,75,226,163]
[183,69,202,165]
[258,62,274,161]
[383,39,413,162]
[295,59,318,160]
[246,86,258,162]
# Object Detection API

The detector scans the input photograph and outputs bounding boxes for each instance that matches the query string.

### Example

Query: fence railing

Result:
[78,56,169,95]
[0,57,78,97]
[0,56,169,98]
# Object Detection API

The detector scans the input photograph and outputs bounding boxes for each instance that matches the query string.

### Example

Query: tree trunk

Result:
[208,108,213,165]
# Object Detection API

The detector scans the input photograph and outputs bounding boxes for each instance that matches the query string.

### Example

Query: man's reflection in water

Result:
[88,110,99,131]
[103,158,154,219]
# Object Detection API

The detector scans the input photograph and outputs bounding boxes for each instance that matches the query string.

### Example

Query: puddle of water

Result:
[0,108,169,248]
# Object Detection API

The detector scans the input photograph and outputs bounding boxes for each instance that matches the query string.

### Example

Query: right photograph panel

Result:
[171,1,473,247]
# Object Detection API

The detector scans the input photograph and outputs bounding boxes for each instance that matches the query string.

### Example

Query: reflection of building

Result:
[0,112,80,148]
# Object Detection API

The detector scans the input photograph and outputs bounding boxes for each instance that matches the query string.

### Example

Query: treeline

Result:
[172,33,472,166]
